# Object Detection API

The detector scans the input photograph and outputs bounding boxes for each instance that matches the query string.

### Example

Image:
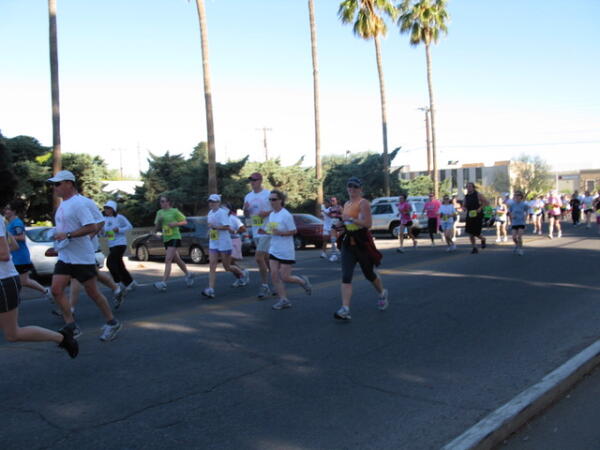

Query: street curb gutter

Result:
[442,339,600,450]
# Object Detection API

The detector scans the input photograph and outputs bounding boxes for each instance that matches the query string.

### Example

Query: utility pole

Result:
[418,107,432,177]
[48,0,61,211]
[256,127,272,161]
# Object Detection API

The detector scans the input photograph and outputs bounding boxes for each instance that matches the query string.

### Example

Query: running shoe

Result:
[451,244,457,251]
[113,287,124,308]
[125,281,138,292]
[257,284,272,299]
[58,327,79,358]
[495,238,501,243]
[60,323,82,340]
[185,273,194,287]
[153,281,167,291]
[51,307,63,318]
[396,247,405,253]
[320,252,327,259]
[471,247,478,254]
[502,237,508,242]
[334,306,351,321]
[481,238,487,249]
[231,278,244,288]
[377,289,389,311]
[99,321,122,342]
[272,298,292,310]
[298,275,312,295]
[201,288,216,299]
[557,231,562,238]
[242,269,250,285]
[517,249,524,256]
[329,253,339,262]
[44,287,53,302]
[547,234,553,240]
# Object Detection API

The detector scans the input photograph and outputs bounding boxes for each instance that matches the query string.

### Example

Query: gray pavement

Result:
[501,366,600,450]
[3,225,600,449]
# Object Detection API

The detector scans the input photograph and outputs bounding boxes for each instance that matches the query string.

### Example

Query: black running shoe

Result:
[471,247,479,254]
[58,328,79,359]
[481,238,487,249]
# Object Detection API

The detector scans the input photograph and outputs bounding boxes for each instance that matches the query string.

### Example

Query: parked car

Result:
[131,216,209,264]
[292,214,324,250]
[25,226,105,277]
[370,196,429,238]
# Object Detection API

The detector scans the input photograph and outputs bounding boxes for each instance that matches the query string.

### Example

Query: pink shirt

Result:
[397,201,412,224]
[424,199,441,218]
[547,196,562,216]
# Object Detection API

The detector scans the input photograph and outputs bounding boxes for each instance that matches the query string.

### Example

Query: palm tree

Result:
[397,0,448,197]
[193,0,217,194]
[308,0,323,213]
[48,0,61,209]
[338,0,398,197]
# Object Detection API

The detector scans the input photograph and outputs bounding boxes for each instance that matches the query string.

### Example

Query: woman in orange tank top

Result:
[333,177,388,321]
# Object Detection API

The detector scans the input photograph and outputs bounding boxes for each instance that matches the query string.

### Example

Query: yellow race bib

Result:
[162,225,174,237]
[266,222,278,234]
[468,210,478,218]
[442,214,449,221]
[106,230,115,241]
[251,215,263,227]
[209,229,219,241]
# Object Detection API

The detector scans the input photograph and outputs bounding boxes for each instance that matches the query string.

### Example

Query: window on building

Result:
[451,169,457,189]
[463,168,470,185]
[476,167,483,185]
[440,170,446,182]
[587,180,595,192]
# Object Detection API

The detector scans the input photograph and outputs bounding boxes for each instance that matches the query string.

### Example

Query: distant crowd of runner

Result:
[1,170,598,359]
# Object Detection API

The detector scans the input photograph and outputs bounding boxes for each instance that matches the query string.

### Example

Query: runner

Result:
[582,190,595,229]
[546,191,563,239]
[152,194,194,291]
[102,200,136,309]
[396,194,417,253]
[423,192,441,247]
[320,198,333,259]
[509,191,528,256]
[48,170,121,341]
[326,197,343,262]
[531,195,545,235]
[570,191,581,226]
[464,182,488,254]
[451,195,463,240]
[3,199,52,300]
[0,203,78,357]
[201,194,246,299]
[439,195,457,251]
[243,172,273,298]
[494,197,508,242]
[225,203,250,287]
[261,190,311,310]
[333,177,387,321]
[594,194,600,235]
[69,194,124,314]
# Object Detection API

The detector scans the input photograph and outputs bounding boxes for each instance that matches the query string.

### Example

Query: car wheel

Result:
[294,236,304,250]
[135,245,149,262]
[390,222,401,239]
[189,246,207,264]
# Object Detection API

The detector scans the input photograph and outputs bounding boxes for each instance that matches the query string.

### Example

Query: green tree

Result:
[511,155,553,199]
[61,153,110,204]
[338,0,398,197]
[397,0,449,197]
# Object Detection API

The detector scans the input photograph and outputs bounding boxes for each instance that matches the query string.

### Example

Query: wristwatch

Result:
[66,232,72,240]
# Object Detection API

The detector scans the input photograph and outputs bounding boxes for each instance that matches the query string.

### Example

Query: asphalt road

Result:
[3,225,599,449]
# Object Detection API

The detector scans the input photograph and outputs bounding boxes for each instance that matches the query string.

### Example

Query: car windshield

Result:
[186,217,208,236]
[26,227,55,242]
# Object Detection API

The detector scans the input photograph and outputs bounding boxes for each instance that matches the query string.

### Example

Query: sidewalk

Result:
[501,365,600,449]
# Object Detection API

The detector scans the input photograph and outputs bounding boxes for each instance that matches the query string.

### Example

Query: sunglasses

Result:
[52,182,63,187]
[248,178,260,182]
[269,197,280,202]
[347,183,360,189]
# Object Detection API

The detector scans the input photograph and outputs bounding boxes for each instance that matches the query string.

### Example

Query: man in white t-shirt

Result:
[243,172,272,298]
[49,170,122,342]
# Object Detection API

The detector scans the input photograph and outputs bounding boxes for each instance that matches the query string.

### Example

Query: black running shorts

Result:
[0,275,21,313]
[53,260,97,283]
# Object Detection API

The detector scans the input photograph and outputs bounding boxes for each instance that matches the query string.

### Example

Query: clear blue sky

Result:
[1,0,599,175]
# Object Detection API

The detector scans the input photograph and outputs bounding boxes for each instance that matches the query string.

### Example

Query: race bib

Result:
[442,214,449,221]
[106,230,115,241]
[468,210,478,218]
[209,229,219,241]
[251,215,263,227]
[162,225,174,237]
[266,222,278,234]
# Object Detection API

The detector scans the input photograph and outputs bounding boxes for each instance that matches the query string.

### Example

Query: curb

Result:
[442,339,600,450]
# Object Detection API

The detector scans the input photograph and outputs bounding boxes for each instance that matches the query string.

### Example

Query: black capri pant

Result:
[341,243,378,284]
[107,245,133,286]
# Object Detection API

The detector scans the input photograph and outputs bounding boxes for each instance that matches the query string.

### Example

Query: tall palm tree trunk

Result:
[48,0,61,210]
[308,0,323,214]
[195,0,217,194]
[425,43,438,197]
[374,36,390,196]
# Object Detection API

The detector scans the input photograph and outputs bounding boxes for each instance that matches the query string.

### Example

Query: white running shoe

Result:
[257,284,272,299]
[377,289,389,311]
[99,321,122,342]
[125,281,138,292]
[231,278,244,287]
[185,273,194,287]
[547,234,553,240]
[44,287,53,302]
[272,298,292,310]
[557,231,562,238]
[495,238,501,243]
[502,237,508,242]
[297,275,312,295]
[201,287,215,299]
[153,281,167,292]
[334,306,351,321]
[319,252,327,259]
[242,269,250,285]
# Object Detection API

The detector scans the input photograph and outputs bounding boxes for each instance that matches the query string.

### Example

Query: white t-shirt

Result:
[583,196,595,210]
[244,189,271,237]
[229,215,243,240]
[208,207,233,251]
[103,214,133,247]
[55,195,97,264]
[79,195,103,251]
[322,206,333,230]
[439,204,456,223]
[0,220,19,279]
[267,208,296,261]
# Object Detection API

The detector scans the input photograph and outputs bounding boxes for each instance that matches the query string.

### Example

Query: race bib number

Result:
[468,210,478,218]
[442,214,449,221]
[251,215,263,227]
[209,229,219,241]
[266,222,278,234]
[162,226,174,237]
[106,230,115,241]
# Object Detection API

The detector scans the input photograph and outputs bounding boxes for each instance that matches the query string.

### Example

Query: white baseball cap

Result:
[208,194,221,202]
[48,170,76,183]
[104,200,118,212]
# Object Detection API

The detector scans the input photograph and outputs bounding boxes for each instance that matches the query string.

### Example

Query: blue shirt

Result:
[7,217,31,265]
[509,201,529,226]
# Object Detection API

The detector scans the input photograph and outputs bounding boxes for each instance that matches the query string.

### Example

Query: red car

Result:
[292,213,324,250]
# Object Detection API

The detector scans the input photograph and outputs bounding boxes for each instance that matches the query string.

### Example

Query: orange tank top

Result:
[343,199,363,231]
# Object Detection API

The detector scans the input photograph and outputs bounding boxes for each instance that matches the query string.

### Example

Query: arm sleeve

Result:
[118,215,133,232]
[285,212,296,232]
[75,205,95,227]
[175,209,186,222]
